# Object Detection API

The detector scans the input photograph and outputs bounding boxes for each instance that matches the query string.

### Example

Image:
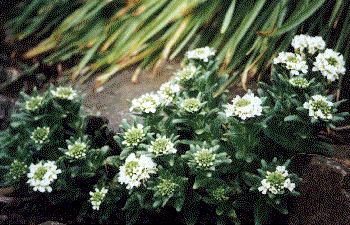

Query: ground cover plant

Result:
[0,35,348,224]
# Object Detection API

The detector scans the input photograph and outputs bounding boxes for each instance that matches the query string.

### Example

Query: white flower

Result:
[258,179,271,195]
[291,34,325,55]
[66,140,88,159]
[312,49,346,81]
[194,148,216,168]
[89,187,108,210]
[129,93,160,113]
[174,65,197,82]
[273,52,308,75]
[303,95,333,120]
[225,91,263,120]
[148,136,177,155]
[25,96,44,112]
[181,98,201,113]
[51,86,78,100]
[158,82,181,105]
[30,127,50,144]
[275,166,288,177]
[122,124,145,147]
[289,77,309,88]
[118,153,157,189]
[186,46,216,62]
[269,186,278,194]
[259,166,295,195]
[283,178,296,192]
[27,161,62,193]
[307,36,326,55]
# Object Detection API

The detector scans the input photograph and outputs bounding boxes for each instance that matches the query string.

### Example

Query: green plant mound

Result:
[0,36,348,225]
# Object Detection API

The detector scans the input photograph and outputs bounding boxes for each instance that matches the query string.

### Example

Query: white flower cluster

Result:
[27,161,62,193]
[51,86,78,100]
[89,187,108,210]
[158,82,180,105]
[25,96,44,112]
[289,77,310,88]
[194,148,216,168]
[181,98,201,113]
[291,34,326,55]
[118,153,157,189]
[174,65,197,83]
[273,52,308,75]
[303,95,333,120]
[312,49,346,82]
[129,93,160,114]
[186,46,215,62]
[30,127,50,144]
[225,91,263,120]
[122,124,146,147]
[148,136,177,156]
[66,140,88,159]
[258,166,295,195]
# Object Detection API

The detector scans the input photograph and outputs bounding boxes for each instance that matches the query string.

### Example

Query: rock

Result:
[288,154,350,225]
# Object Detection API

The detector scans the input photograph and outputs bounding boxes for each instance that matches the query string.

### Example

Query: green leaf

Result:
[220,0,236,34]
[175,197,186,212]
[274,0,327,35]
[254,196,271,225]
[284,115,302,122]
[104,156,121,167]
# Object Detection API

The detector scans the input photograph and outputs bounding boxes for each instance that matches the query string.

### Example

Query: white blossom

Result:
[174,65,197,82]
[66,140,88,159]
[27,161,62,193]
[291,34,325,55]
[30,127,50,144]
[283,178,296,192]
[186,46,215,62]
[225,91,263,120]
[273,52,308,75]
[118,153,157,189]
[148,136,177,155]
[312,49,346,81]
[89,187,108,210]
[303,95,333,120]
[289,77,309,88]
[122,124,146,147]
[258,166,295,195]
[129,93,160,113]
[158,82,180,105]
[51,86,78,100]
[194,148,216,168]
[25,96,44,112]
[181,98,201,113]
[258,179,271,195]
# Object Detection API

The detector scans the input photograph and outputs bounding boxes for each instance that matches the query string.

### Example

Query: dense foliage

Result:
[0,36,348,224]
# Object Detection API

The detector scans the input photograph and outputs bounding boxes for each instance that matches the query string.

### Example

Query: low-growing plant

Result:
[0,35,348,224]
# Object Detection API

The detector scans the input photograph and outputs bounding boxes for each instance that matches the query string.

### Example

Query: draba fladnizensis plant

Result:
[0,35,348,225]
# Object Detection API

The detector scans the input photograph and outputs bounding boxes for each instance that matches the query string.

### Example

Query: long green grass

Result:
[6,0,349,91]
